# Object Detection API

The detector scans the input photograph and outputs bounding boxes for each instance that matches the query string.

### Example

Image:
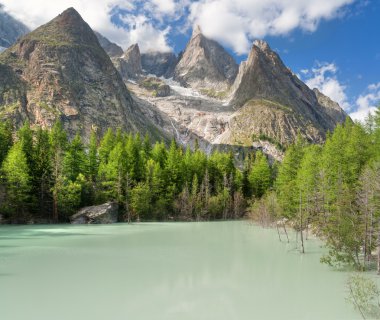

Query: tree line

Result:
[251,109,380,272]
[0,121,274,223]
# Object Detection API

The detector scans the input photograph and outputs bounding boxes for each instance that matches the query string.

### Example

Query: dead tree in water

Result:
[299,191,305,254]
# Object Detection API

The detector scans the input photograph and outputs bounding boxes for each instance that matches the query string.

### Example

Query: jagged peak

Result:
[124,43,140,58]
[253,40,271,52]
[54,7,84,25]
[192,25,202,38]
[126,43,140,51]
[19,7,98,48]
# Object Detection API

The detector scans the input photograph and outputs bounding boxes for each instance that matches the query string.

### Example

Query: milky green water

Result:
[0,221,361,320]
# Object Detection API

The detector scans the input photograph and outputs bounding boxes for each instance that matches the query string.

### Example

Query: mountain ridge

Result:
[0,7,165,141]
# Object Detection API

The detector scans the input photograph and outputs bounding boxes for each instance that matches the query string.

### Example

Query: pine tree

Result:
[0,121,13,166]
[63,133,87,182]
[1,141,32,221]
[249,151,271,198]
[49,121,67,222]
[33,128,52,216]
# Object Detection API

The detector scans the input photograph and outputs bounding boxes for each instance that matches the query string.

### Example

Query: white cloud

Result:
[1,0,356,55]
[0,0,172,52]
[350,84,380,122]
[189,0,355,54]
[304,62,350,111]
[303,62,380,122]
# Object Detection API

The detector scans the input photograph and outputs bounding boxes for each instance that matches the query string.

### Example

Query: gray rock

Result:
[155,84,171,97]
[71,202,119,224]
[227,40,348,145]
[173,26,238,92]
[94,31,123,58]
[115,43,142,80]
[0,8,166,142]
[0,5,29,48]
[141,51,177,77]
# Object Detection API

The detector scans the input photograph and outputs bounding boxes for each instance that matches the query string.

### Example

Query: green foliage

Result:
[0,120,275,222]
[252,133,285,151]
[1,141,32,219]
[130,182,152,220]
[347,274,380,319]
[248,151,271,198]
[62,134,87,181]
[0,121,13,165]
[271,115,380,269]
[199,88,228,99]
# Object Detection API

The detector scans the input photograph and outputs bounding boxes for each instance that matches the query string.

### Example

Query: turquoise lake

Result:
[0,221,363,319]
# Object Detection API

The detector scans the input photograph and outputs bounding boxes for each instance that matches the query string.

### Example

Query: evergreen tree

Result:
[249,151,271,198]
[33,128,52,215]
[62,134,87,182]
[1,141,32,221]
[49,121,68,222]
[0,121,13,165]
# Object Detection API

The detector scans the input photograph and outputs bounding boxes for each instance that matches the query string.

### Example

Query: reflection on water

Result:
[0,221,360,320]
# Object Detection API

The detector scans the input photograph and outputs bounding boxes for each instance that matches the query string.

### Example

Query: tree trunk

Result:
[377,220,380,275]
[299,191,305,254]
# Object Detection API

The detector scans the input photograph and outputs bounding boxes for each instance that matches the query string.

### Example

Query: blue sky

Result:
[2,0,380,120]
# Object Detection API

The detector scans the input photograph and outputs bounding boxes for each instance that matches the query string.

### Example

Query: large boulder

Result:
[70,202,119,224]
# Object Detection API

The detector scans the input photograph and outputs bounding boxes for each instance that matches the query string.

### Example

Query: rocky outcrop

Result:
[94,31,123,58]
[70,202,119,224]
[0,5,29,48]
[115,43,142,80]
[0,8,165,141]
[173,26,238,92]
[313,88,347,123]
[227,40,348,145]
[141,51,177,77]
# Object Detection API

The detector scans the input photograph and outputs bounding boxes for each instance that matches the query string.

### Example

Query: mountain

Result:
[141,51,177,77]
[94,31,123,58]
[173,26,238,93]
[125,38,347,160]
[225,40,347,145]
[114,43,142,80]
[0,8,164,140]
[0,5,29,48]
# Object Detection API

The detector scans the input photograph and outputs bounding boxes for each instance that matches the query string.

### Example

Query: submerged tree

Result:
[347,274,380,320]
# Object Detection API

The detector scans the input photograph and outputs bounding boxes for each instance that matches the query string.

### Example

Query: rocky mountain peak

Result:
[172,26,238,91]
[115,43,142,80]
[192,25,202,37]
[124,43,140,58]
[95,31,123,58]
[18,7,99,51]
[0,5,30,48]
[253,39,270,52]
[227,39,347,145]
[0,8,164,141]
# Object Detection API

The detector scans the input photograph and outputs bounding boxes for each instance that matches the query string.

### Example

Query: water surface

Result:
[0,221,360,319]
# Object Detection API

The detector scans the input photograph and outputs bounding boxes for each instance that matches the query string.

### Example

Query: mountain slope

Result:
[114,43,142,80]
[94,31,123,58]
[0,8,164,140]
[173,26,238,92]
[226,40,347,145]
[141,51,177,77]
[0,5,29,48]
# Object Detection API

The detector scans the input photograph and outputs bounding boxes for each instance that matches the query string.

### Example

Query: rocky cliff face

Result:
[0,8,165,140]
[94,31,123,58]
[114,43,142,80]
[173,26,238,92]
[0,5,29,48]
[141,51,177,77]
[0,6,348,161]
[227,40,347,145]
